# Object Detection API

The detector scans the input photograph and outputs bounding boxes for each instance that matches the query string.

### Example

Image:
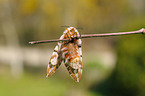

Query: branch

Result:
[29,28,145,44]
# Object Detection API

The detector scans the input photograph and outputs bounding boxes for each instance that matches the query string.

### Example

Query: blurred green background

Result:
[0,0,145,96]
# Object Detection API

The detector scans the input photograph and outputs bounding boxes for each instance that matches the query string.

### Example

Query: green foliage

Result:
[0,74,66,96]
[114,34,145,95]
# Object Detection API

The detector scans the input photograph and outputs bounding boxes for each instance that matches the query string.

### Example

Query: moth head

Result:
[68,27,79,37]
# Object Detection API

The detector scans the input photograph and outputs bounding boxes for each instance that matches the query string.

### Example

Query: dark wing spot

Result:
[54,49,58,53]
[78,45,81,48]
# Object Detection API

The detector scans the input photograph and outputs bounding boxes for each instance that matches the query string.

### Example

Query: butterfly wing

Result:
[62,27,83,82]
[63,39,83,82]
[46,42,63,77]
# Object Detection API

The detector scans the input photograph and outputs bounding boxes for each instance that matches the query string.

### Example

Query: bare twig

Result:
[29,38,71,44]
[29,28,145,44]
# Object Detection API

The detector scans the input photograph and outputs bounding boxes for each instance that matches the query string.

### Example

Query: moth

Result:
[46,27,83,82]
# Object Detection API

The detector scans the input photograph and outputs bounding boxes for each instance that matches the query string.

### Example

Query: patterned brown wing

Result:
[62,27,83,82]
[46,42,62,77]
